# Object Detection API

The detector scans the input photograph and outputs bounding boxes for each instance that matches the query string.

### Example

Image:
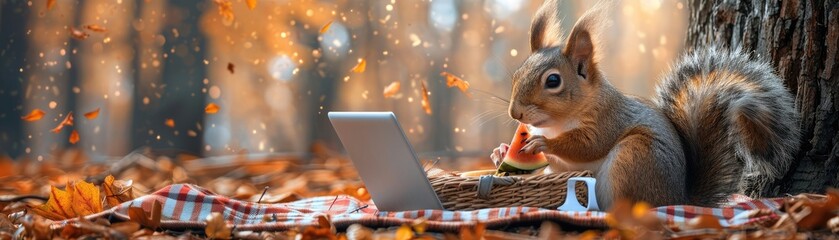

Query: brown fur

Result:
[494,0,800,208]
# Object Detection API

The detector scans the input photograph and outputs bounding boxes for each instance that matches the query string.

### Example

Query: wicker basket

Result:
[428,170,593,211]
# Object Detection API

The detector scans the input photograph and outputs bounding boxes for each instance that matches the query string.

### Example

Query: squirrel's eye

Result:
[545,73,561,89]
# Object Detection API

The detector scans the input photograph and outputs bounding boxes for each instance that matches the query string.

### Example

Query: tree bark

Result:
[687,0,839,196]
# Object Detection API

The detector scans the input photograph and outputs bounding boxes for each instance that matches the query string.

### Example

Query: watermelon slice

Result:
[496,123,549,175]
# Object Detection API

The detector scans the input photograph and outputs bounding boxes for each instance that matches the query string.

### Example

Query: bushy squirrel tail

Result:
[654,47,800,206]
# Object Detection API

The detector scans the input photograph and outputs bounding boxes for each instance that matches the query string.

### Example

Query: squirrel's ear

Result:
[530,0,563,52]
[563,1,611,78]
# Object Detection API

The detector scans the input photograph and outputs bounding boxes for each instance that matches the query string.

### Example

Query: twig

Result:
[350,205,369,213]
[327,195,339,212]
[257,186,269,204]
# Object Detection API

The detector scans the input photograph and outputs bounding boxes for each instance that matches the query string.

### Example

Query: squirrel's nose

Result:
[510,109,523,120]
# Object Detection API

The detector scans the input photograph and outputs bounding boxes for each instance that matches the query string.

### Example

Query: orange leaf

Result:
[164,119,175,128]
[51,112,74,133]
[83,108,100,119]
[350,58,366,73]
[420,81,432,115]
[70,180,102,216]
[128,200,161,230]
[205,103,220,114]
[383,81,401,98]
[395,224,413,240]
[69,130,80,144]
[245,0,257,10]
[320,20,333,34]
[47,0,55,10]
[103,175,135,207]
[21,109,45,122]
[84,24,107,33]
[441,71,472,97]
[29,185,75,220]
[205,212,231,239]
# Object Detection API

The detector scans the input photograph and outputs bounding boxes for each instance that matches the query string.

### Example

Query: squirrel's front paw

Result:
[521,135,548,154]
[490,143,509,167]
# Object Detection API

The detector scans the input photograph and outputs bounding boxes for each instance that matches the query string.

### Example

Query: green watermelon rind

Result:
[498,157,549,172]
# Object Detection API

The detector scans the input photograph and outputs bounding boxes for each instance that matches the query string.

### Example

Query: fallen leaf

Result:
[84,24,107,33]
[164,119,175,128]
[412,218,427,234]
[128,200,161,230]
[350,58,366,73]
[245,0,257,10]
[30,185,76,220]
[214,0,235,23]
[83,108,100,119]
[302,214,336,239]
[70,27,89,40]
[205,212,231,239]
[21,109,46,121]
[110,222,141,237]
[420,81,432,115]
[51,112,74,133]
[205,103,220,114]
[441,72,472,97]
[320,21,333,34]
[383,81,401,98]
[103,175,135,207]
[227,62,235,74]
[459,222,485,240]
[395,224,413,240]
[69,180,102,217]
[69,130,80,144]
[47,0,55,10]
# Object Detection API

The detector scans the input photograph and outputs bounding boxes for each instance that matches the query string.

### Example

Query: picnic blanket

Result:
[74,184,784,231]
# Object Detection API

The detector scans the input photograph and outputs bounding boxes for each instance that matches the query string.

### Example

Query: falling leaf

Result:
[227,62,235,74]
[21,109,46,121]
[164,119,175,128]
[47,0,55,10]
[128,200,161,230]
[103,175,135,207]
[420,81,432,115]
[245,0,257,10]
[51,112,74,133]
[83,108,100,119]
[69,130,80,144]
[441,71,472,97]
[84,24,107,33]
[69,27,89,40]
[69,180,102,216]
[214,0,235,23]
[205,103,220,114]
[205,212,231,239]
[383,81,401,98]
[320,20,333,34]
[350,58,366,73]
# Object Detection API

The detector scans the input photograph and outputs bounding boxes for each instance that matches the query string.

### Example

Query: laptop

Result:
[328,112,445,211]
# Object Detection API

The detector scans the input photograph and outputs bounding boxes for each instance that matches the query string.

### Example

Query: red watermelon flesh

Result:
[499,123,549,171]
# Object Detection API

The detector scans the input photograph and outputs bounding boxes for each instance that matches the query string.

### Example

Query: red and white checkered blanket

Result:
[76,184,784,231]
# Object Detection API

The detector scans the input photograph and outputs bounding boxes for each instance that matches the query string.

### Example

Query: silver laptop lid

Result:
[328,112,444,211]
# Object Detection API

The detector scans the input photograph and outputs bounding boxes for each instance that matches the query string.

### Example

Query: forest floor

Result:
[1,144,838,239]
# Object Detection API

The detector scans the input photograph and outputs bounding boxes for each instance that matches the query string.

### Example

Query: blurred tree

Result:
[0,1,29,157]
[687,0,838,196]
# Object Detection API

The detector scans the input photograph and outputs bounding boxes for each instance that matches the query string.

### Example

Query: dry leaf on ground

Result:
[206,212,232,239]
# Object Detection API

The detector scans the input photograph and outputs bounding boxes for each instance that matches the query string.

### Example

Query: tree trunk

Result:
[687,0,839,196]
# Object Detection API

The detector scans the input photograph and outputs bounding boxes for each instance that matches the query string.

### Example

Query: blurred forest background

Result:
[0,0,687,162]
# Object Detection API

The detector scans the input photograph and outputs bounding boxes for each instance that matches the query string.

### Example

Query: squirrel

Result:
[489,0,800,209]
